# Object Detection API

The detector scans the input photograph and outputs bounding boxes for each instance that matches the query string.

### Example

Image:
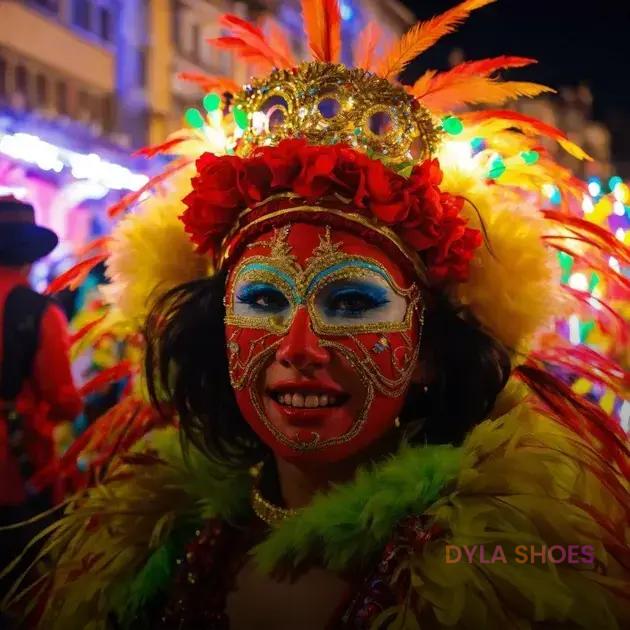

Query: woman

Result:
[8,1,628,627]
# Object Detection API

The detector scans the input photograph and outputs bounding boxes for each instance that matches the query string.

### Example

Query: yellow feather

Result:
[377,0,497,80]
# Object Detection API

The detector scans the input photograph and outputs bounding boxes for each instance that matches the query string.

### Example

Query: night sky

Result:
[399,0,630,161]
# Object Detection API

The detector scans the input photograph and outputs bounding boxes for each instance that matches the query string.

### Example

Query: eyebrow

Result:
[237,262,301,303]
[306,259,393,296]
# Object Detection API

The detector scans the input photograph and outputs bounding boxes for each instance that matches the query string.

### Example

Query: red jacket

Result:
[0,268,83,505]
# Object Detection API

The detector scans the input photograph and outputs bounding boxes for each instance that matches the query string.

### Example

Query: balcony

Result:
[0,1,114,91]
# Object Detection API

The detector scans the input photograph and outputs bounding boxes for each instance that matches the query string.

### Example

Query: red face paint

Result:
[225,222,422,463]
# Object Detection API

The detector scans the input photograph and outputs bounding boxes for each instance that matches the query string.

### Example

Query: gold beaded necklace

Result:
[250,463,299,527]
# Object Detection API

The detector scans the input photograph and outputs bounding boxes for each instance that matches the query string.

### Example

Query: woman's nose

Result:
[276,307,330,371]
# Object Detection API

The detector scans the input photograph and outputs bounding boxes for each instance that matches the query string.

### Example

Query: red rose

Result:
[293,146,338,200]
[258,139,305,188]
[238,157,273,205]
[331,149,370,207]
[192,153,244,208]
[367,162,410,223]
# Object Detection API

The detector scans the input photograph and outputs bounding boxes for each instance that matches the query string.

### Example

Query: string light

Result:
[568,272,588,291]
[587,177,602,197]
[0,131,148,191]
[613,201,626,216]
[582,195,594,213]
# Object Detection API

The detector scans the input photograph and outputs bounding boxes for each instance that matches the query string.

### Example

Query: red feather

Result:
[301,0,341,62]
[354,22,381,70]
[516,364,629,478]
[74,236,110,258]
[133,136,188,159]
[543,210,630,264]
[70,314,107,345]
[263,18,296,69]
[177,72,240,94]
[107,158,193,218]
[461,109,591,160]
[79,361,134,398]
[45,254,107,295]
[209,37,275,73]
[209,14,294,70]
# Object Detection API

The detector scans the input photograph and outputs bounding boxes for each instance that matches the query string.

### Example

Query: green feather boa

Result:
[116,430,463,623]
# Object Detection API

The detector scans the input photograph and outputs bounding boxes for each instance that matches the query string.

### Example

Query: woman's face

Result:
[224,222,423,463]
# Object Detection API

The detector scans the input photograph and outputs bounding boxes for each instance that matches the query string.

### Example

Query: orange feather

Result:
[263,18,297,69]
[461,109,592,160]
[413,76,553,111]
[177,72,240,94]
[412,55,536,95]
[209,14,293,70]
[377,0,497,80]
[301,0,341,62]
[354,22,381,71]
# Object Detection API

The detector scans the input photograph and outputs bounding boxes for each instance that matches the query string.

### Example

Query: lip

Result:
[267,380,346,397]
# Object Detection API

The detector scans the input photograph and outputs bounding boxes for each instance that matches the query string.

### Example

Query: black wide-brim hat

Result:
[0,196,59,265]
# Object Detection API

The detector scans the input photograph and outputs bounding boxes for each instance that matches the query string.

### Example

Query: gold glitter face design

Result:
[226,226,421,336]
[224,224,424,459]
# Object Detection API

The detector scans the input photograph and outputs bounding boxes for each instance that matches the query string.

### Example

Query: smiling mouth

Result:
[268,391,348,409]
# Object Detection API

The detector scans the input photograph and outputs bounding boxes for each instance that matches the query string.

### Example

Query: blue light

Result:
[340,1,353,21]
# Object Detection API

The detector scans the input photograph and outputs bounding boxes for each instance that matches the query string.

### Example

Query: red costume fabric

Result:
[0,268,83,505]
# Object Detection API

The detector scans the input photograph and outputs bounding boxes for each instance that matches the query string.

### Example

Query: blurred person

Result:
[0,196,82,594]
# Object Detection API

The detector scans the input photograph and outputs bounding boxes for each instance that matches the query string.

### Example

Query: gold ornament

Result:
[250,463,298,526]
[234,62,441,165]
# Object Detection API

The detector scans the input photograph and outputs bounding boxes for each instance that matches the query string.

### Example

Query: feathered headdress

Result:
[40,0,627,484]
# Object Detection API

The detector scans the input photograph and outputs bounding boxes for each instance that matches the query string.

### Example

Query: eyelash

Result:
[324,286,390,318]
[236,284,289,313]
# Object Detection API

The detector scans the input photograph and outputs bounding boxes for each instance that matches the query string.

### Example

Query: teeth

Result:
[274,392,342,407]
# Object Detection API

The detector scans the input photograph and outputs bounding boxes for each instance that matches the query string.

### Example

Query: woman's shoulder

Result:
[374,403,630,628]
[30,426,252,629]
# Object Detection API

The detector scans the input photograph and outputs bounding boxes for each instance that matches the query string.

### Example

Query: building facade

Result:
[0,0,412,260]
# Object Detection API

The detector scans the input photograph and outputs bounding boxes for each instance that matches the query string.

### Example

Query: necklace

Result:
[250,463,299,526]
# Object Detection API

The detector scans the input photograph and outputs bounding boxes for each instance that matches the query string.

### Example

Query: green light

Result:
[233,106,249,130]
[471,137,485,151]
[442,115,463,135]
[580,320,595,341]
[609,175,623,191]
[557,251,573,284]
[203,93,221,112]
[488,157,506,179]
[588,272,600,292]
[521,150,539,165]
[185,108,205,129]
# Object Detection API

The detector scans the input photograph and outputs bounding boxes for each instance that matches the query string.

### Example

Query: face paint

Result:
[225,223,423,463]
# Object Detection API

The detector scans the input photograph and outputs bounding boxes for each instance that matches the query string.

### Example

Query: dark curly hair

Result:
[145,271,511,467]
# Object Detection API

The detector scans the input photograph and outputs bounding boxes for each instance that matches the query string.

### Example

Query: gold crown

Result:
[233,62,442,164]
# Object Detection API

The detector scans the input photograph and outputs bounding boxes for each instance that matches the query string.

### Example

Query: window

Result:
[15,65,29,104]
[0,57,6,99]
[56,81,68,115]
[99,7,112,42]
[137,48,147,87]
[73,0,91,31]
[191,23,200,61]
[78,89,89,118]
[36,73,48,105]
[102,94,114,132]
[33,0,59,12]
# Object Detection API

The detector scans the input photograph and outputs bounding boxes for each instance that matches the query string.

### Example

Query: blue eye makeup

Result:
[235,282,290,314]
[322,282,390,319]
